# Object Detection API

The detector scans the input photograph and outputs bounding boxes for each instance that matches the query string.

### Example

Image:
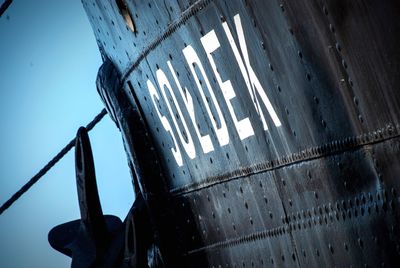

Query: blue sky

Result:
[0,1,134,267]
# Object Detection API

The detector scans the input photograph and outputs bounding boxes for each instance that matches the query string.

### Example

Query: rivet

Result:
[298,51,303,59]
[323,6,328,15]
[358,238,364,248]
[319,206,323,215]
[383,190,388,200]
[353,97,359,106]
[391,188,397,197]
[368,193,373,202]
[329,244,334,254]
[342,200,346,210]
[342,59,348,69]
[361,194,366,204]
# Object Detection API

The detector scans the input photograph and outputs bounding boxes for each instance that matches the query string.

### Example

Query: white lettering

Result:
[167,61,214,153]
[156,69,196,160]
[147,79,183,166]
[201,30,255,140]
[183,45,230,146]
[223,14,282,130]
[147,13,284,167]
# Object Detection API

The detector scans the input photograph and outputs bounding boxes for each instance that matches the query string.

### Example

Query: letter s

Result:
[147,79,183,167]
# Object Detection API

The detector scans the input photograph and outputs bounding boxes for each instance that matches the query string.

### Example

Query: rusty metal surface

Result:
[82,0,400,267]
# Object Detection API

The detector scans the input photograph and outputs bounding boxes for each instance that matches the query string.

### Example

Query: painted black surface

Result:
[74,0,400,267]
[49,127,124,267]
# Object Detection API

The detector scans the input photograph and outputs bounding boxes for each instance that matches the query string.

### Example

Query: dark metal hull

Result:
[82,0,400,266]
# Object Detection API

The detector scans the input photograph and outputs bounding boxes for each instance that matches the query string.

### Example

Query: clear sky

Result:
[0,1,134,267]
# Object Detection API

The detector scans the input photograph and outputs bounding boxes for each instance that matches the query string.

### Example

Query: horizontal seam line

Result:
[171,124,400,196]
[186,189,396,255]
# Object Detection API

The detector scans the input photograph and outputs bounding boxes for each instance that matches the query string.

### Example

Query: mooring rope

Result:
[0,108,107,215]
[0,0,13,17]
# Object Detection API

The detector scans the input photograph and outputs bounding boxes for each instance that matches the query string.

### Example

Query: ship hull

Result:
[85,0,400,266]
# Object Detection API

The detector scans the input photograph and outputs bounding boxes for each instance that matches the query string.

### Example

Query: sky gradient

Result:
[0,1,134,267]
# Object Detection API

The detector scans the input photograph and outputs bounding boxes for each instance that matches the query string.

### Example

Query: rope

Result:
[0,0,12,17]
[0,108,107,215]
